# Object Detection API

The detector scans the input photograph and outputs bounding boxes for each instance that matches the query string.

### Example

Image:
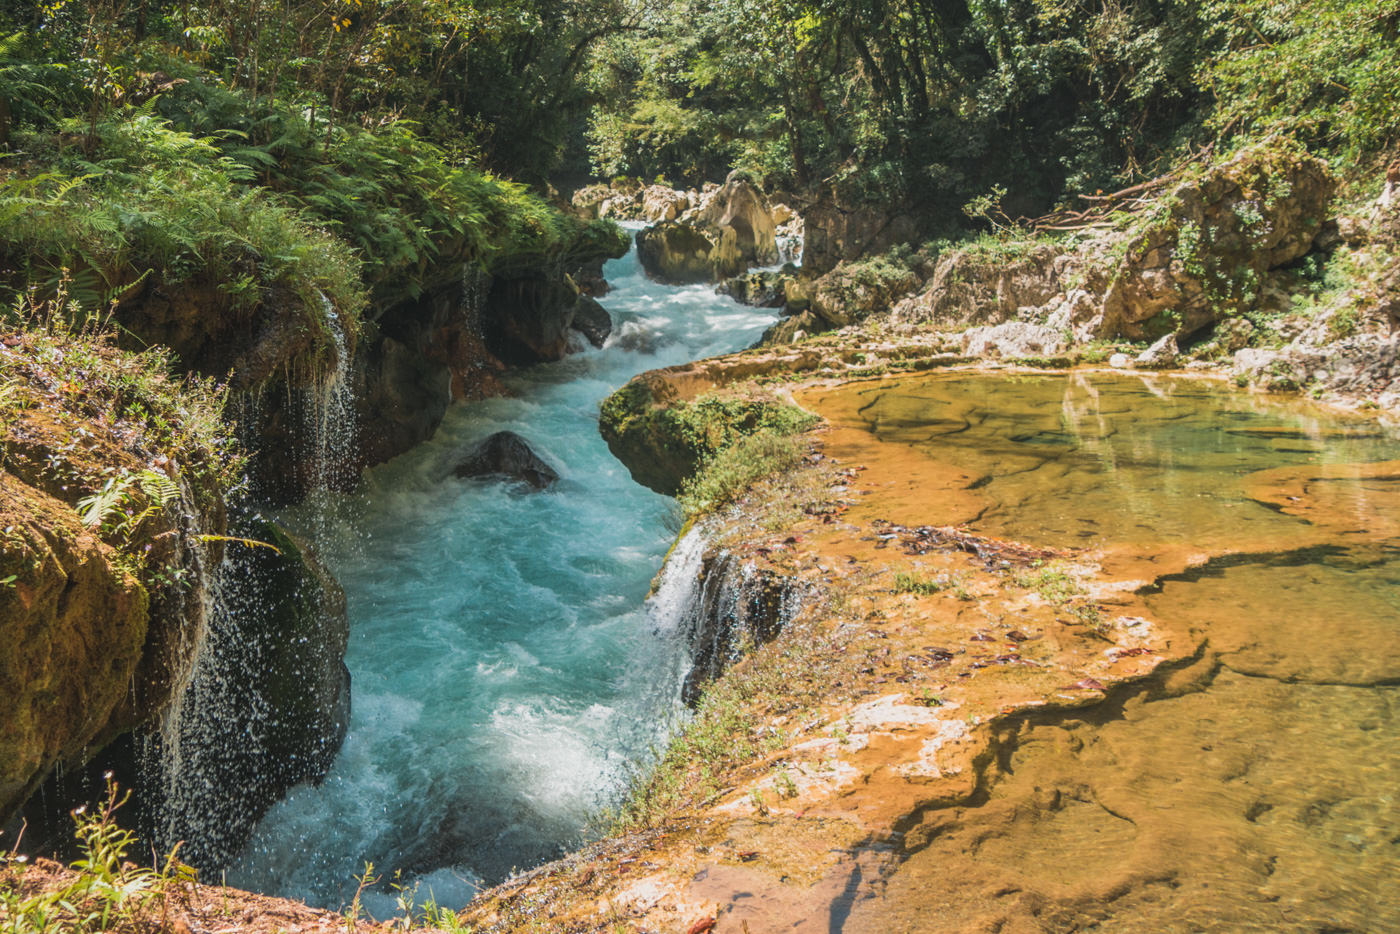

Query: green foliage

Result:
[1014,562,1084,604]
[610,612,864,832]
[893,570,972,601]
[0,777,195,934]
[587,0,1219,216]
[678,429,807,515]
[0,109,365,357]
[0,289,242,582]
[1203,0,1400,163]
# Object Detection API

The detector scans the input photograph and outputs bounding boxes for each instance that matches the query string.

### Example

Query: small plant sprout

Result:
[918,689,945,708]
[775,769,799,800]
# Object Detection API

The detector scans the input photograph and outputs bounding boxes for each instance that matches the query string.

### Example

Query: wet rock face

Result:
[682,551,807,705]
[0,334,230,829]
[345,275,506,491]
[140,517,350,872]
[455,431,560,490]
[0,476,150,824]
[572,295,613,348]
[482,272,581,364]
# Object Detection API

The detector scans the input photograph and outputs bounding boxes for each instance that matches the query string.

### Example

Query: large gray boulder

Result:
[636,174,781,283]
[455,431,560,490]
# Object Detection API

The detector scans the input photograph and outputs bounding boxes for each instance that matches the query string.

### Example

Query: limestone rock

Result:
[961,322,1067,359]
[759,310,824,346]
[643,185,690,223]
[637,176,782,283]
[718,271,786,308]
[699,173,779,267]
[0,477,149,823]
[637,222,734,284]
[801,193,918,275]
[811,262,923,329]
[1097,145,1335,340]
[455,431,560,490]
[572,296,613,348]
[890,245,1072,331]
[1135,334,1179,369]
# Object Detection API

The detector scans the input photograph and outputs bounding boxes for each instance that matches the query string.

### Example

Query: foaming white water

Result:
[228,230,777,908]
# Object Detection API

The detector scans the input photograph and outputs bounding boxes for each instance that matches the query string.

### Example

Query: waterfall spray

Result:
[142,292,358,871]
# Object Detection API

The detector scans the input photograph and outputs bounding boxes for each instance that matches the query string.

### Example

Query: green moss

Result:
[601,381,818,497]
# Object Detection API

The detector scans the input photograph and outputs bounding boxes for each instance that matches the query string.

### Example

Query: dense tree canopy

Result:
[583,0,1399,221]
[0,0,1395,252]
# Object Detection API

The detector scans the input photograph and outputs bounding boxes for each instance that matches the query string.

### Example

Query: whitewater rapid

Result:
[227,229,778,911]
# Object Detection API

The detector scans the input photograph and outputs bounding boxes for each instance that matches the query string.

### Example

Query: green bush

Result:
[0,110,365,356]
[678,430,807,515]
[1203,0,1400,163]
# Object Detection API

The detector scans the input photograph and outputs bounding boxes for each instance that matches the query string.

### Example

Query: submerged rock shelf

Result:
[471,371,1400,932]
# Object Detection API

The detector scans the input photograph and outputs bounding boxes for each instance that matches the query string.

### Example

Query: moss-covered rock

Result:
[1100,142,1336,340]
[600,377,815,496]
[0,324,238,825]
[0,476,149,821]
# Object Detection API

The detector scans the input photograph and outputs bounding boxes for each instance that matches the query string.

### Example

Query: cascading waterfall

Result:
[142,292,360,870]
[776,233,804,267]
[680,550,810,704]
[224,228,781,911]
[304,295,358,498]
[647,525,708,640]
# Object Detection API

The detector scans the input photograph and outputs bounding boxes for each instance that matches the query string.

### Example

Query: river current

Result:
[227,230,778,910]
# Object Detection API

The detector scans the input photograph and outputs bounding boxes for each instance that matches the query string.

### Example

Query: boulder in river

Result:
[718,271,787,308]
[455,431,560,490]
[636,174,780,283]
[571,296,613,348]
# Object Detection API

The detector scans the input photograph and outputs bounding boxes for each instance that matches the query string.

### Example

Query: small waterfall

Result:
[141,292,359,872]
[679,549,809,704]
[776,235,804,267]
[303,294,358,498]
[647,524,707,637]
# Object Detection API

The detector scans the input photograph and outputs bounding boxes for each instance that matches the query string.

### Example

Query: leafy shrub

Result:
[1203,0,1400,163]
[0,109,365,357]
[678,430,807,515]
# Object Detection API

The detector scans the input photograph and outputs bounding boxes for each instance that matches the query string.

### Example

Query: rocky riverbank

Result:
[452,145,1400,932]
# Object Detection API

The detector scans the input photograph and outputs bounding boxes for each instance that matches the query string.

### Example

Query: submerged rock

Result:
[455,431,560,490]
[718,271,787,308]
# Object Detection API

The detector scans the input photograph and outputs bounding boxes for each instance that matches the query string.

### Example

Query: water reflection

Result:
[815,372,1400,932]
